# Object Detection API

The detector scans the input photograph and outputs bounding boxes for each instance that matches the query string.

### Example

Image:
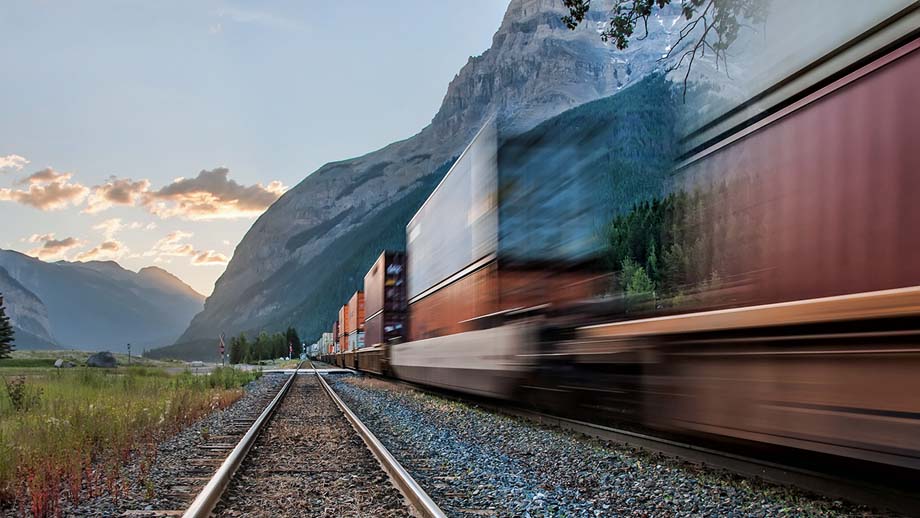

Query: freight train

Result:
[320,2,920,474]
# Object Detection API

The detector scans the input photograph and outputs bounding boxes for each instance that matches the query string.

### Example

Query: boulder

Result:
[86,351,117,368]
[53,359,75,368]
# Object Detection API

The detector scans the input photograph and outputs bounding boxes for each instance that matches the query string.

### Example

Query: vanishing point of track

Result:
[178,362,446,518]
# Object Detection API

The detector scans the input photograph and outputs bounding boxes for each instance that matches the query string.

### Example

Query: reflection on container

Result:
[348,331,365,351]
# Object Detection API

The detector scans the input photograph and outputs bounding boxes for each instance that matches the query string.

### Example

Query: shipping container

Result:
[331,321,339,354]
[320,332,334,355]
[406,119,606,340]
[338,303,349,352]
[407,262,602,341]
[365,311,407,347]
[347,330,365,351]
[346,291,365,335]
[364,251,408,346]
[364,251,407,317]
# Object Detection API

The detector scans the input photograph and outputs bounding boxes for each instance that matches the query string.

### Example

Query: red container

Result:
[364,251,408,346]
[347,291,365,335]
[364,251,407,318]
[408,260,602,341]
[678,38,920,307]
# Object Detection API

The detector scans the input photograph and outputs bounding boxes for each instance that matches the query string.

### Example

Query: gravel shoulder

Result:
[329,374,889,518]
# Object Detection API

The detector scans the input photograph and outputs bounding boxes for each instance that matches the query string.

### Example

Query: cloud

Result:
[85,176,151,213]
[17,167,72,185]
[144,230,231,267]
[0,168,89,210]
[27,235,83,260]
[145,230,195,257]
[91,218,152,240]
[146,167,285,220]
[191,250,229,266]
[75,240,127,262]
[0,154,29,172]
[215,7,301,30]
[27,233,56,244]
[74,168,283,220]
[93,218,124,240]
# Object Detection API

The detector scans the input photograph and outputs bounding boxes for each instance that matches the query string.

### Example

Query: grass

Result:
[4,349,179,368]
[0,365,260,517]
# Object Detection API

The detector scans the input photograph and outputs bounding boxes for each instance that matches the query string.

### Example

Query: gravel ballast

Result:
[214,374,412,517]
[328,374,886,518]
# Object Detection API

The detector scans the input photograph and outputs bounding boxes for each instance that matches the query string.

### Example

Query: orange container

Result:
[338,303,349,352]
[347,291,365,334]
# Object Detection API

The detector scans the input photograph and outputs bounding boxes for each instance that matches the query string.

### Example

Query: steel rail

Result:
[312,362,447,518]
[182,363,301,518]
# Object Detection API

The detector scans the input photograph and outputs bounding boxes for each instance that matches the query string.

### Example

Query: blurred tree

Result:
[238,333,251,364]
[229,332,250,364]
[255,331,270,364]
[285,327,302,357]
[0,294,13,359]
[561,0,767,97]
[272,332,286,359]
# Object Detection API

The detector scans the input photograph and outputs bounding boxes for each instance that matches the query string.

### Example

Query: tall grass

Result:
[0,366,260,517]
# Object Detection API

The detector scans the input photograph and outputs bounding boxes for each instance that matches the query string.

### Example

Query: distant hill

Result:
[0,250,204,351]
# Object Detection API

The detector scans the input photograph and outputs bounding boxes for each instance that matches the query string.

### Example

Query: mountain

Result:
[0,250,205,351]
[166,0,684,359]
[0,266,58,349]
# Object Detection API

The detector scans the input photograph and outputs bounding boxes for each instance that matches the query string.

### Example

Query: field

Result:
[0,359,260,517]
[1,349,178,368]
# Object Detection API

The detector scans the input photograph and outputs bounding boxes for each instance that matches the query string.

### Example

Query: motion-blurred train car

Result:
[394,109,623,391]
[523,0,920,471]
[405,118,607,343]
[327,0,920,475]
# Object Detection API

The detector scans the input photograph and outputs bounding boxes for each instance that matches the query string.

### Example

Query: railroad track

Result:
[142,362,445,518]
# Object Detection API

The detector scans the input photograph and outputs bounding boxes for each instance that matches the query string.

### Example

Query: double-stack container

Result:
[320,332,334,355]
[338,303,349,353]
[364,251,407,347]
[331,321,339,354]
[346,291,365,351]
[406,119,605,340]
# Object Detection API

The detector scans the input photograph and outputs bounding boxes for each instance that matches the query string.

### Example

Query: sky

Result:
[0,0,509,296]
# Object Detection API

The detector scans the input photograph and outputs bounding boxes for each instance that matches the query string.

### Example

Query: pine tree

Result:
[228,335,241,364]
[237,333,250,364]
[0,294,15,359]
